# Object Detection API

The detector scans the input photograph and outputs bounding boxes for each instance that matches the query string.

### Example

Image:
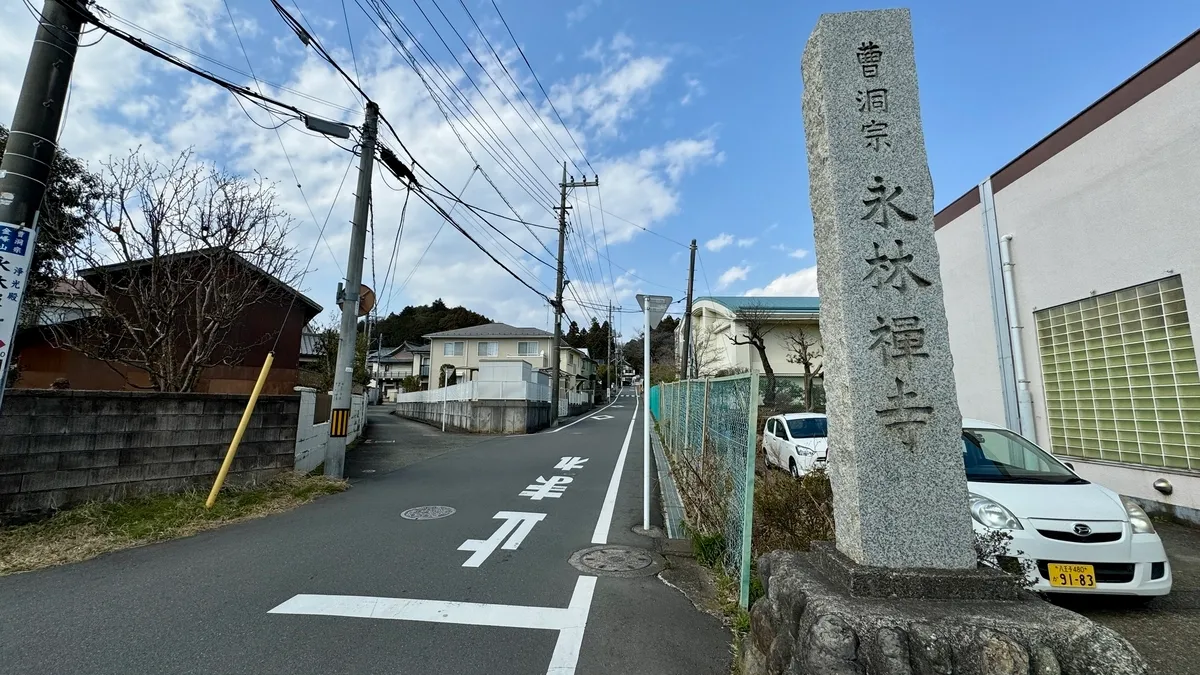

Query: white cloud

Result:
[680,75,705,106]
[716,265,750,290]
[744,266,820,297]
[566,0,602,26]
[736,237,757,248]
[789,248,809,259]
[555,34,669,136]
[0,10,713,332]
[705,233,734,252]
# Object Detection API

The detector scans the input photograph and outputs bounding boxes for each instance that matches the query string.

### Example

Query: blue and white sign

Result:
[0,220,37,384]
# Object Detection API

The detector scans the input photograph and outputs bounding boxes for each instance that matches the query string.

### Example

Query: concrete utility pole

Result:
[325,101,378,478]
[0,0,88,413]
[606,303,612,398]
[550,161,598,423]
[680,239,697,380]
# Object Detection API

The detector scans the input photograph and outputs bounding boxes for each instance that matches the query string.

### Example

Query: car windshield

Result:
[963,428,1087,484]
[786,417,828,439]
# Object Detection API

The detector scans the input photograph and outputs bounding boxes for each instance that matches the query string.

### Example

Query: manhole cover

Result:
[569,545,665,577]
[401,505,456,520]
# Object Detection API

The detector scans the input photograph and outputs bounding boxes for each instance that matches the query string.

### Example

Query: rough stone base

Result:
[740,550,1149,675]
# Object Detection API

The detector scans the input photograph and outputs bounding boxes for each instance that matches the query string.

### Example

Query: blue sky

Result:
[2,1,1198,339]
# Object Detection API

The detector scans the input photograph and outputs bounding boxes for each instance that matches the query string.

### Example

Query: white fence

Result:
[294,388,366,473]
[558,391,591,417]
[394,380,552,404]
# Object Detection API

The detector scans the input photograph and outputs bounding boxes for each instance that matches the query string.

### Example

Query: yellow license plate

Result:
[1048,563,1097,589]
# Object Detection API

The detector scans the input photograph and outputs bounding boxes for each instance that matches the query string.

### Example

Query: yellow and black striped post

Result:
[330,408,350,438]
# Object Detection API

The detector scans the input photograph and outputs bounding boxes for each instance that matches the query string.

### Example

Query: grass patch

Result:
[0,472,348,576]
[752,468,834,558]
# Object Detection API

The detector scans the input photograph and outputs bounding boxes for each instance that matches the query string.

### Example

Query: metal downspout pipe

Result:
[999,234,1038,440]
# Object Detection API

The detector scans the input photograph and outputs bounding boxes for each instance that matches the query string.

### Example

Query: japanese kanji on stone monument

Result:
[802,7,975,569]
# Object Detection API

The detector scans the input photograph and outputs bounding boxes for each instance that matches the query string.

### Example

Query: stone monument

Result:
[737,9,1149,673]
[803,7,973,570]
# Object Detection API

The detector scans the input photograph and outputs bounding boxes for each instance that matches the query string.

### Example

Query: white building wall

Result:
[935,202,1009,427]
[937,61,1200,520]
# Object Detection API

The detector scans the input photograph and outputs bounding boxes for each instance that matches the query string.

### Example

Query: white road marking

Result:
[458,511,546,567]
[554,457,589,471]
[519,475,573,500]
[269,576,599,675]
[590,395,639,544]
[547,576,597,674]
[590,414,614,420]
[545,396,622,434]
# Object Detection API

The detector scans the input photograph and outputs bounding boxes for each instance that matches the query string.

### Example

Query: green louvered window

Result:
[1036,276,1200,470]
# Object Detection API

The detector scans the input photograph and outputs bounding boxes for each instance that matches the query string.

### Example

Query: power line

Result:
[91,5,360,116]
[340,0,364,87]
[488,0,594,174]
[360,0,559,212]
[222,0,346,277]
[454,0,584,177]
[386,168,477,309]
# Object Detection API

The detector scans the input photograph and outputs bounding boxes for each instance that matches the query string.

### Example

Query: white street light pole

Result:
[636,293,671,532]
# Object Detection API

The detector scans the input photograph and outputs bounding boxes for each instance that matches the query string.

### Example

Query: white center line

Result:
[545,395,623,434]
[590,395,638,544]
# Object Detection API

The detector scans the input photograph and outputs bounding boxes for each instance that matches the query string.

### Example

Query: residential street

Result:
[0,391,731,675]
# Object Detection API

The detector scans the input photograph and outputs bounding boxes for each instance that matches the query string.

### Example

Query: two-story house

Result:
[426,323,554,383]
[368,342,424,401]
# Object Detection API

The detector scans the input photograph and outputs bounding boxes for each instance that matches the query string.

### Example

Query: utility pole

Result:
[606,303,612,399]
[550,161,598,423]
[680,239,698,380]
[325,101,378,478]
[0,0,88,413]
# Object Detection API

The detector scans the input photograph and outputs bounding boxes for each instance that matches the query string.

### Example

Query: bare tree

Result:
[784,326,824,411]
[50,148,299,392]
[690,326,726,378]
[730,302,780,406]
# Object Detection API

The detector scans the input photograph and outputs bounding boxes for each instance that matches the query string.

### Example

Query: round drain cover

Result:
[401,505,456,520]
[569,545,665,577]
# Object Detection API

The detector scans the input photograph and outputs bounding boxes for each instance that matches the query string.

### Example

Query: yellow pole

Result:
[206,352,275,508]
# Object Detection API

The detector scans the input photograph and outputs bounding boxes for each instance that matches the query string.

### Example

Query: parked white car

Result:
[762,413,828,477]
[962,418,1170,598]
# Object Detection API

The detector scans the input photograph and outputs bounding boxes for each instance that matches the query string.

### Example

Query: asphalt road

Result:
[0,390,730,675]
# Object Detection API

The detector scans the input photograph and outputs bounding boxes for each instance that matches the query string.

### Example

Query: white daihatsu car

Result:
[962,418,1171,597]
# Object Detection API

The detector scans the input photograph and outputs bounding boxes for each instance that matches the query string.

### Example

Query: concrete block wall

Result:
[0,390,299,522]
[393,399,551,434]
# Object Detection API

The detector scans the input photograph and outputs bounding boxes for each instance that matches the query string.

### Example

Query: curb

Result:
[651,429,686,539]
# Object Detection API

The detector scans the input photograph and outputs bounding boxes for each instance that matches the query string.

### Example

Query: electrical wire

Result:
[91,5,360,116]
[222,0,346,277]
[270,153,359,352]
[386,168,477,309]
[488,0,596,176]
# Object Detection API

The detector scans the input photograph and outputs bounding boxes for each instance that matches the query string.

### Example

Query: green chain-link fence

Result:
[653,372,759,608]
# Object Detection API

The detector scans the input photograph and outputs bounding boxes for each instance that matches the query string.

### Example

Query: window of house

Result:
[518,341,539,356]
[478,341,499,357]
[1036,275,1200,470]
[443,341,464,357]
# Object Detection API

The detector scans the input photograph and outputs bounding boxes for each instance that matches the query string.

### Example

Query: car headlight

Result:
[968,493,1023,530]
[1121,496,1156,534]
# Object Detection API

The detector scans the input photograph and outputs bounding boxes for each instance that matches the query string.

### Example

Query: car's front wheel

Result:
[789,458,800,478]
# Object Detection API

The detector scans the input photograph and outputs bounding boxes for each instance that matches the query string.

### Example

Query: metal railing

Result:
[653,372,759,608]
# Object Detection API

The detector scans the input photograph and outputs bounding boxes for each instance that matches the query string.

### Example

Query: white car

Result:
[963,418,1170,598]
[762,413,828,477]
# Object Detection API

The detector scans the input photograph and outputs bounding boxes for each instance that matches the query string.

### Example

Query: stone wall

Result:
[0,390,299,522]
[394,399,552,434]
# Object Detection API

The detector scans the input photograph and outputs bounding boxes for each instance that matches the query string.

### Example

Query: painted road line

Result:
[545,396,622,434]
[554,456,588,471]
[269,576,598,675]
[459,511,546,567]
[519,476,573,500]
[547,575,597,675]
[590,396,639,544]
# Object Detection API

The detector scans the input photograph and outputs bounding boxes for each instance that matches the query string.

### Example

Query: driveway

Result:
[1057,521,1200,675]
[345,405,491,479]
